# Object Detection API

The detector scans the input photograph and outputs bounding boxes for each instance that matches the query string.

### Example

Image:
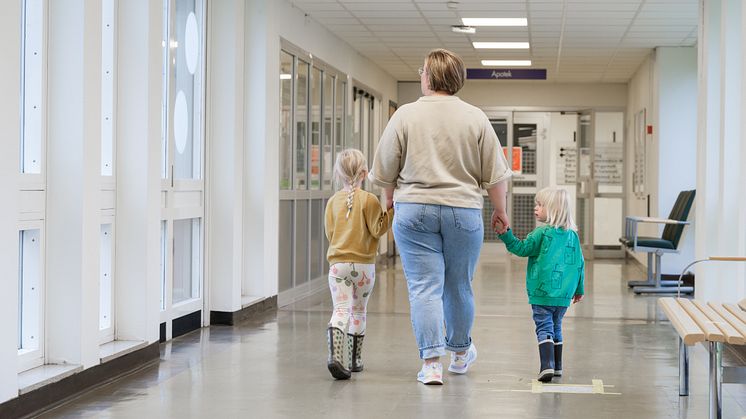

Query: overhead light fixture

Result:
[473,42,529,49]
[446,1,459,9]
[462,18,527,27]
[481,60,532,66]
[280,74,292,80]
[451,25,476,34]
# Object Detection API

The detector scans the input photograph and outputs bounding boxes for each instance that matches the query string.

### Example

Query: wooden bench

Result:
[659,296,746,419]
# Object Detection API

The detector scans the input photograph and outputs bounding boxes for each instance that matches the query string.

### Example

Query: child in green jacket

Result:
[497,187,585,382]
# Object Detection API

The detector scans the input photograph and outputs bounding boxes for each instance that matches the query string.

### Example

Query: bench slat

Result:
[723,303,746,329]
[692,300,744,345]
[709,301,746,344]
[679,298,726,342]
[658,297,705,345]
[739,298,746,312]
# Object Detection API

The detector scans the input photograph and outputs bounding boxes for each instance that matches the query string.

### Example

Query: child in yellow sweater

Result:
[324,149,393,380]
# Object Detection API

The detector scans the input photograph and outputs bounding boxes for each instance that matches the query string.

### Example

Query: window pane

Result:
[21,0,43,174]
[173,218,200,303]
[160,221,167,310]
[173,0,203,180]
[100,224,113,330]
[335,79,344,155]
[279,51,293,190]
[310,67,321,190]
[295,60,309,190]
[294,201,308,286]
[322,73,333,190]
[101,0,114,176]
[19,229,41,352]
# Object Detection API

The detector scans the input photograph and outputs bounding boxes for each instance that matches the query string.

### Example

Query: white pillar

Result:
[115,0,162,343]
[45,0,101,368]
[207,0,245,313]
[0,0,22,403]
[696,0,746,300]
[245,0,279,298]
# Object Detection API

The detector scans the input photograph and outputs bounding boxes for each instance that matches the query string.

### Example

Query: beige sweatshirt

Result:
[324,189,394,265]
[369,95,512,209]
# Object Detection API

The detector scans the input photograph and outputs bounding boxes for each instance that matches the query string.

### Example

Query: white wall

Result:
[656,47,697,274]
[398,81,628,109]
[212,0,399,311]
[624,47,697,275]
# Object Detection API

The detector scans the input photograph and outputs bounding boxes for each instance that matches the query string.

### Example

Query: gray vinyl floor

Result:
[40,244,746,418]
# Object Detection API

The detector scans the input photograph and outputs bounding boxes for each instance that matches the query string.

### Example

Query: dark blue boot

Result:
[538,339,555,382]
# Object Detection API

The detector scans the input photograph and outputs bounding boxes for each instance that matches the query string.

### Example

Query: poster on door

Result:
[502,146,522,174]
[556,143,577,184]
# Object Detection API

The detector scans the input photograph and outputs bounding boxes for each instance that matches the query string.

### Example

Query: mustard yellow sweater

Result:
[324,189,394,265]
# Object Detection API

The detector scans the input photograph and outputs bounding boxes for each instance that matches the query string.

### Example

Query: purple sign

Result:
[467,68,547,80]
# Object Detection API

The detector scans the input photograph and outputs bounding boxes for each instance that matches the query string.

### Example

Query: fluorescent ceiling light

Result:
[473,42,529,49]
[481,60,532,66]
[462,18,527,27]
[280,74,292,80]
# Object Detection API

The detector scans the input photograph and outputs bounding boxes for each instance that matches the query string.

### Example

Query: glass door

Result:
[576,111,594,259]
[510,113,546,239]
[575,111,625,260]
[483,111,512,242]
[160,0,206,340]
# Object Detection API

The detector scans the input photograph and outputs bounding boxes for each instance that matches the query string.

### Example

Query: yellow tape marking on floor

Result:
[509,379,621,396]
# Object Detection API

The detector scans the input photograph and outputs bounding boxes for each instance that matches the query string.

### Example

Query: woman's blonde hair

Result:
[535,187,577,231]
[425,49,466,95]
[333,149,368,219]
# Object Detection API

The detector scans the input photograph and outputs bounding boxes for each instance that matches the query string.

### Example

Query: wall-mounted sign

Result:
[467,68,547,80]
[502,146,522,173]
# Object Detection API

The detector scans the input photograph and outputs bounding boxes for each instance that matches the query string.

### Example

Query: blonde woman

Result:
[369,49,512,385]
[497,187,585,383]
[324,149,393,380]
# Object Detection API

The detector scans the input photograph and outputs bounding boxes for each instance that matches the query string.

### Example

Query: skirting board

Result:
[210,296,278,326]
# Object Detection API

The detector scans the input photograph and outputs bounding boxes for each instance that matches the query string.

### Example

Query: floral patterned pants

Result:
[328,262,375,335]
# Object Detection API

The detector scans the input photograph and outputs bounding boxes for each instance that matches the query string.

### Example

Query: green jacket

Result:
[499,226,585,307]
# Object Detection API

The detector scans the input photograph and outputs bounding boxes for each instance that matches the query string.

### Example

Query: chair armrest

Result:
[626,216,690,225]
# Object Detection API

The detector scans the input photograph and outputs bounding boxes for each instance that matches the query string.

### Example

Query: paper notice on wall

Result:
[556,143,577,185]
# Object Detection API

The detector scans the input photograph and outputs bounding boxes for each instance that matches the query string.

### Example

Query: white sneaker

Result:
[417,362,443,385]
[448,344,477,374]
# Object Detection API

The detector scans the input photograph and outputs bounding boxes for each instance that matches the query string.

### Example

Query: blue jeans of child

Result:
[531,305,568,343]
[393,202,484,360]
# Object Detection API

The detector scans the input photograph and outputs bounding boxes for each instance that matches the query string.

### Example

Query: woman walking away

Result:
[369,49,512,385]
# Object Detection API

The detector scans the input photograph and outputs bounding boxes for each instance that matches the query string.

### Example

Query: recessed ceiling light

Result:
[462,18,527,27]
[446,1,459,9]
[473,42,529,49]
[451,25,476,34]
[280,74,292,80]
[481,60,532,66]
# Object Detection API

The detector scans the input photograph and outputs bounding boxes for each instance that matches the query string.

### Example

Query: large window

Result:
[19,0,46,372]
[99,223,114,342]
[21,0,43,176]
[278,41,348,303]
[160,0,206,340]
[101,0,115,177]
[18,227,44,371]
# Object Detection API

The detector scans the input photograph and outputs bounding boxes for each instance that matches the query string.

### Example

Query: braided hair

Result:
[333,149,368,219]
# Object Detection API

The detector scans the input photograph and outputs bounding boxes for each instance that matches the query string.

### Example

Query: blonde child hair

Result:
[535,187,577,231]
[333,149,368,219]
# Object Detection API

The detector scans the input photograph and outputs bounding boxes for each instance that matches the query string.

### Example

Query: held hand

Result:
[572,295,584,304]
[386,197,394,210]
[491,209,510,234]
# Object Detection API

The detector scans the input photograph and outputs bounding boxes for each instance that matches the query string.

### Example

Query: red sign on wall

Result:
[502,146,522,173]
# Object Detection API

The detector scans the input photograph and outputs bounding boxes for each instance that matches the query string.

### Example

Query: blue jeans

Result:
[394,202,484,359]
[531,305,568,343]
